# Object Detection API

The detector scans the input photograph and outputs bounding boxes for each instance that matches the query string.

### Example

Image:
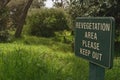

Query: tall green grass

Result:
[0,43,88,80]
[0,37,120,80]
[105,58,120,80]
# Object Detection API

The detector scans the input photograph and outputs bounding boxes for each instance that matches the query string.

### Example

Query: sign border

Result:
[75,17,115,69]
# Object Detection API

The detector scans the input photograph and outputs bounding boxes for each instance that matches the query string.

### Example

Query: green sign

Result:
[75,17,115,68]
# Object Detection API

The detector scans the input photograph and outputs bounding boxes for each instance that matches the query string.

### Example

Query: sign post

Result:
[75,17,115,80]
[89,63,105,80]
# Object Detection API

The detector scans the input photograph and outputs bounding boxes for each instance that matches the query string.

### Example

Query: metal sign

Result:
[75,17,115,68]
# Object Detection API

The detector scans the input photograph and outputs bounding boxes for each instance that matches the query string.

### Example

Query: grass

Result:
[0,36,120,80]
[0,43,88,80]
[105,58,120,80]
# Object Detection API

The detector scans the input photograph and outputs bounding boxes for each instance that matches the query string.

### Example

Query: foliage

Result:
[0,7,10,42]
[0,30,10,42]
[7,0,34,38]
[52,0,64,8]
[105,58,120,80]
[65,0,120,53]
[31,0,46,8]
[0,38,120,80]
[0,7,9,31]
[0,0,11,9]
[7,0,27,28]
[66,0,120,27]
[23,36,72,52]
[26,8,72,37]
[5,0,29,29]
[0,42,88,80]
[54,30,73,44]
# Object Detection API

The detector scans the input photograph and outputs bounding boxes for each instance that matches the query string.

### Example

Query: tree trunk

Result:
[14,0,33,38]
[0,0,11,9]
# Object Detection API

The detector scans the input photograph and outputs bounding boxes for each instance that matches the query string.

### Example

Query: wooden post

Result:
[89,62,105,80]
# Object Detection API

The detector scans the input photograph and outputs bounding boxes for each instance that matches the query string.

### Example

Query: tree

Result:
[0,0,11,31]
[7,0,47,38]
[0,0,11,42]
[66,0,120,55]
[14,0,34,38]
[31,0,46,8]
[0,0,11,9]
[7,0,34,38]
[66,0,120,28]
[52,0,64,8]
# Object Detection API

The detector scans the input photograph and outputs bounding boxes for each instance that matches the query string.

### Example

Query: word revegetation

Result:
[76,22,111,31]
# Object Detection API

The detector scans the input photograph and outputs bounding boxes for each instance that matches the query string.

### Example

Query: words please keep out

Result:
[76,22,111,61]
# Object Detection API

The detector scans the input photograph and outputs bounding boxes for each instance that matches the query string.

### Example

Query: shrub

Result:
[25,8,72,37]
[0,8,8,30]
[0,7,10,43]
[54,30,73,44]
[0,30,10,42]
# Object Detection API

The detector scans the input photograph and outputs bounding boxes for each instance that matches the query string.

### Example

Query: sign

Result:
[75,17,115,68]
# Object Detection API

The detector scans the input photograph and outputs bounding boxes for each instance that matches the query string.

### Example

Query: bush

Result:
[0,7,9,31]
[0,7,10,43]
[25,8,72,37]
[0,30,10,42]
[54,30,73,44]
